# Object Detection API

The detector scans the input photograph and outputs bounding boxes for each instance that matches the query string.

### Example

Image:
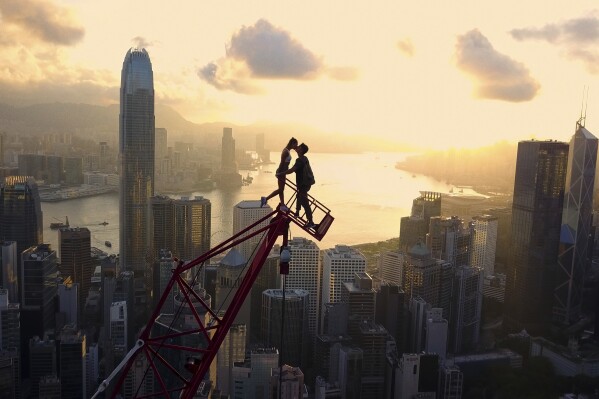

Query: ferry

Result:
[99,221,109,226]
[105,241,112,248]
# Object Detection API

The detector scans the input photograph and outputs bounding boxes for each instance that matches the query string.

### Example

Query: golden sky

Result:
[1,0,599,148]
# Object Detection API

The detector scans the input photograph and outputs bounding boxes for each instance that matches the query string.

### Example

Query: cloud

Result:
[0,0,84,46]
[132,36,157,49]
[510,14,599,74]
[455,29,540,102]
[397,38,415,57]
[199,19,357,94]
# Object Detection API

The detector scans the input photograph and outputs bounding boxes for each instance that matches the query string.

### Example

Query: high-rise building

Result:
[378,250,402,286]
[153,249,175,313]
[217,324,246,396]
[439,365,464,399]
[471,215,498,277]
[29,335,57,397]
[337,346,362,399]
[425,308,448,361]
[408,297,431,353]
[261,289,309,367]
[222,127,236,172]
[427,216,472,267]
[505,140,568,335]
[356,322,388,399]
[0,349,20,399]
[450,266,483,354]
[232,347,279,399]
[313,334,352,381]
[399,192,442,251]
[57,282,78,327]
[0,241,18,302]
[86,343,99,398]
[483,207,512,269]
[110,301,128,362]
[0,176,43,264]
[21,244,58,340]
[155,128,168,162]
[555,124,597,325]
[341,272,375,337]
[215,249,251,330]
[233,200,272,262]
[396,353,439,398]
[119,47,155,277]
[59,227,92,314]
[0,289,19,353]
[402,243,443,307]
[376,282,406,353]
[58,326,86,399]
[63,157,83,184]
[287,237,321,336]
[150,195,211,267]
[38,374,61,399]
[250,250,280,343]
[441,191,489,221]
[321,245,366,329]
[269,364,305,399]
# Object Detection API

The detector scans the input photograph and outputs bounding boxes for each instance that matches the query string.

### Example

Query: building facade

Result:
[119,47,155,276]
[505,140,569,335]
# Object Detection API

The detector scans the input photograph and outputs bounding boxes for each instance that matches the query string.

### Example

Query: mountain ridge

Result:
[0,102,418,153]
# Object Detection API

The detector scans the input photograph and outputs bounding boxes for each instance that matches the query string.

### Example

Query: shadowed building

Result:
[504,140,568,335]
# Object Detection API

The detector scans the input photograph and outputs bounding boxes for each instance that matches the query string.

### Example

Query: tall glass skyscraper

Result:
[0,176,43,263]
[119,48,155,277]
[554,124,597,325]
[504,140,569,335]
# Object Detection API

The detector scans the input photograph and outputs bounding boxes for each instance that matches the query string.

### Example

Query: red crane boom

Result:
[95,181,334,398]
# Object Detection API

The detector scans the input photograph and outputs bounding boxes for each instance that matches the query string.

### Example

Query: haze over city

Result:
[2,0,599,148]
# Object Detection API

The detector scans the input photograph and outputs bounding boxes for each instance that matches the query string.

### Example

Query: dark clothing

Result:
[293,156,309,187]
[292,155,313,223]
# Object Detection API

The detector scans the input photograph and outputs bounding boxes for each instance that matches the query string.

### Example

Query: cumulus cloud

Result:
[132,36,156,49]
[199,19,357,94]
[510,14,599,73]
[0,0,84,46]
[455,29,540,102]
[397,38,415,57]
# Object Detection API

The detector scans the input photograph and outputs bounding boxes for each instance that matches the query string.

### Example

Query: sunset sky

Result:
[1,0,599,148]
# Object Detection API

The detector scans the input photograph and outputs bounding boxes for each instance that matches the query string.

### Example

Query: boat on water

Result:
[105,241,112,248]
[50,216,69,230]
[99,221,109,226]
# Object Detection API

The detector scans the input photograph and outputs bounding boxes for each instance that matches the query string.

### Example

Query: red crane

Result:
[94,181,334,398]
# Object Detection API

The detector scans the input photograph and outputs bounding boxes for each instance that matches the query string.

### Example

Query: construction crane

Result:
[94,180,334,399]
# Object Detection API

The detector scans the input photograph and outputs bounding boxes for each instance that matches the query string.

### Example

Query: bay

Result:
[41,152,452,254]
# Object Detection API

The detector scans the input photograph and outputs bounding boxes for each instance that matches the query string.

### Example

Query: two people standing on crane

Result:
[276,142,318,230]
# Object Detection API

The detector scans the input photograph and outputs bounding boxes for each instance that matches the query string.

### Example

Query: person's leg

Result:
[276,177,285,204]
[298,189,313,224]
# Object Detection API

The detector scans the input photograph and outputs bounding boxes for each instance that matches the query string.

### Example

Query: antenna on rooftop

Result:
[579,86,589,128]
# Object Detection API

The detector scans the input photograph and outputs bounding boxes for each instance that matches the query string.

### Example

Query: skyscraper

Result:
[0,241,18,302]
[233,200,273,262]
[471,215,498,277]
[287,237,321,336]
[0,289,20,353]
[21,244,58,340]
[450,266,483,353]
[119,48,155,277]
[341,273,376,337]
[59,227,92,315]
[0,176,43,264]
[222,127,236,172]
[58,325,86,399]
[321,245,366,330]
[504,140,569,335]
[261,289,310,367]
[150,195,211,262]
[399,192,442,251]
[554,123,597,325]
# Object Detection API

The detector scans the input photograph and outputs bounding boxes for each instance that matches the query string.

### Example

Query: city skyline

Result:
[1,1,599,149]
